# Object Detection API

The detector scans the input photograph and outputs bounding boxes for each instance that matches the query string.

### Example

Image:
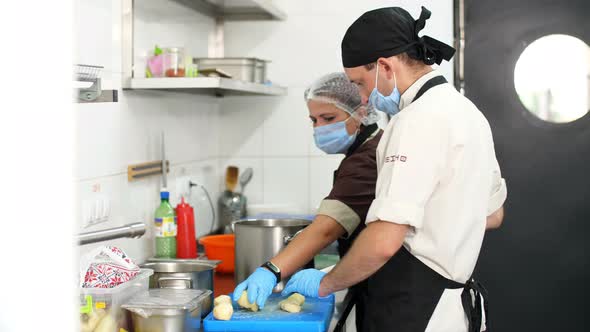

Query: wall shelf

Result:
[169,0,287,21]
[127,77,286,96]
[122,0,288,96]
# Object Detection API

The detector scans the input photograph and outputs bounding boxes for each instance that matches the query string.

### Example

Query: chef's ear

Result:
[377,57,396,80]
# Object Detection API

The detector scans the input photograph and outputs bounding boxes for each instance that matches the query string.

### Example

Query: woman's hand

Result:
[232,267,277,309]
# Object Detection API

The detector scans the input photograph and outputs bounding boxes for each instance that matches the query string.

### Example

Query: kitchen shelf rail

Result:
[128,77,286,96]
[169,0,287,21]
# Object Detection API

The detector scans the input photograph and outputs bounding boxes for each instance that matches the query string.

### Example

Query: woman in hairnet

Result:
[233,72,382,329]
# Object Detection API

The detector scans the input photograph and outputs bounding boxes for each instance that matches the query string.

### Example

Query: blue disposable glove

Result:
[281,269,327,298]
[232,267,277,309]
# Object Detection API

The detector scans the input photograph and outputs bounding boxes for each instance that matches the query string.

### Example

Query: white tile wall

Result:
[262,157,310,214]
[262,88,313,157]
[74,0,120,74]
[218,88,312,158]
[308,155,345,213]
[218,96,271,157]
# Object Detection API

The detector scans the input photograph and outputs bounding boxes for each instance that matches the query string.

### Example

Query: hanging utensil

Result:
[225,166,238,192]
[218,166,246,234]
[239,167,253,193]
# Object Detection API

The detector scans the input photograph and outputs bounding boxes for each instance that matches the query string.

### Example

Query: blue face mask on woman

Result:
[368,63,401,116]
[313,117,358,154]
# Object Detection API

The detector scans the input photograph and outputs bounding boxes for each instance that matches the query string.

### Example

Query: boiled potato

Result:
[214,295,232,306]
[237,291,259,312]
[213,302,234,320]
[279,300,301,313]
[286,293,305,306]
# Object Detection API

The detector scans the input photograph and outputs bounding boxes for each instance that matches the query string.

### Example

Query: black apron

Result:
[362,76,490,332]
[331,124,379,332]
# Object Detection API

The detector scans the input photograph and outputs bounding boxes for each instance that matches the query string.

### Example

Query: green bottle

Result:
[155,190,177,258]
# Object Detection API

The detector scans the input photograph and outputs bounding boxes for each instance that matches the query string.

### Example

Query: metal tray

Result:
[193,57,267,83]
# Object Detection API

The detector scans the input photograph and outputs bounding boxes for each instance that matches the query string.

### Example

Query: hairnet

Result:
[304,72,379,126]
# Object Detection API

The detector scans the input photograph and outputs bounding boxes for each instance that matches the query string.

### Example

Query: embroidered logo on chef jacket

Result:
[384,155,407,163]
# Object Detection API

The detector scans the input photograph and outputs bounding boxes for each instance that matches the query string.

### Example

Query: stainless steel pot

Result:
[140,259,219,317]
[129,307,197,332]
[233,218,312,291]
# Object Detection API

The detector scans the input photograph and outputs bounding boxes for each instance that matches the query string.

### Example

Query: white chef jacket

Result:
[366,70,507,332]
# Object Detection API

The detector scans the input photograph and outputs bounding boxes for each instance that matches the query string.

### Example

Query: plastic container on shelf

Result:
[79,269,154,332]
[199,234,235,273]
[163,47,185,77]
[146,45,165,78]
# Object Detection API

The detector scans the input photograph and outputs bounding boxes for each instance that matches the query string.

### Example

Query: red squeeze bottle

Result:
[176,197,197,258]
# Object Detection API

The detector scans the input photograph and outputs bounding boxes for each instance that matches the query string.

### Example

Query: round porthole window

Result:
[514,34,590,123]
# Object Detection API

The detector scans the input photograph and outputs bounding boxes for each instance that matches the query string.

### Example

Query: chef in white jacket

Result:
[282,6,507,332]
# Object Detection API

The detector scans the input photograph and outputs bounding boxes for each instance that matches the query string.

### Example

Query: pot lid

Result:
[234,218,312,228]
[141,259,221,272]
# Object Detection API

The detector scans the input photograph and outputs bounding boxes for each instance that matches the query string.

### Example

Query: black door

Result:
[462,0,590,331]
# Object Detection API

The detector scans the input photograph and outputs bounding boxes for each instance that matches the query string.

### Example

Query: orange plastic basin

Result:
[199,234,235,273]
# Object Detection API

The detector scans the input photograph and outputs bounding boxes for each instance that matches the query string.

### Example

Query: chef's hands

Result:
[233,268,328,308]
[232,267,277,309]
[281,269,327,298]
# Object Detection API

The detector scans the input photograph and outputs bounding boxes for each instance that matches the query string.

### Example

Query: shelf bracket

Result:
[78,78,102,101]
[75,64,118,103]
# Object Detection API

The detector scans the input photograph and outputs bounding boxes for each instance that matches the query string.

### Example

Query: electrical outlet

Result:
[82,196,110,227]
[176,176,192,198]
[82,199,93,227]
[96,197,110,223]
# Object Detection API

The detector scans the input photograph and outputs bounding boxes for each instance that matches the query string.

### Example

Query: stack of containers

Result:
[79,269,153,332]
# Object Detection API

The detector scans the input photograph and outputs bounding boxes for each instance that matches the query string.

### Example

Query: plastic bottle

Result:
[176,197,197,258]
[155,190,176,258]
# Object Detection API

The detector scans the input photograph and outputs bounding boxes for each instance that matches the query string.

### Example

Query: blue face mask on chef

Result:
[313,117,358,154]
[368,63,401,116]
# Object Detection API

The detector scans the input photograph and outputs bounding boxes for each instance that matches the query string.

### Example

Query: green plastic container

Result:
[155,190,177,258]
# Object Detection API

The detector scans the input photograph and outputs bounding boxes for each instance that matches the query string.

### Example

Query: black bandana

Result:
[341,6,455,68]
